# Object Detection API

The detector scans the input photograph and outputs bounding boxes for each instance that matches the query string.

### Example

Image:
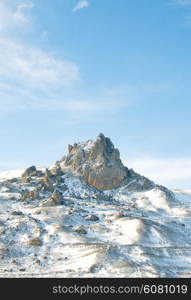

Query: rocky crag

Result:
[60,133,128,190]
[57,133,157,192]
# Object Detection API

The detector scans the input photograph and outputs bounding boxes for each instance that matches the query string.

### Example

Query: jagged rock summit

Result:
[59,133,129,190]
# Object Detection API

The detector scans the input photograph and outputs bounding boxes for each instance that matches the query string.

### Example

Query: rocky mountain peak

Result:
[0,134,188,279]
[60,133,128,190]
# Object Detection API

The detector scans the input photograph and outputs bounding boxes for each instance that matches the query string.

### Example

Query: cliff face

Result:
[60,133,128,190]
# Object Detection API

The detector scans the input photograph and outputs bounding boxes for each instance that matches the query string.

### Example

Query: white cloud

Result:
[124,157,191,188]
[0,86,130,117]
[0,38,79,89]
[0,0,129,118]
[73,0,89,12]
[0,0,80,114]
[0,37,129,116]
[14,2,34,22]
[0,1,79,89]
[0,1,129,119]
[0,39,129,117]
[0,0,33,33]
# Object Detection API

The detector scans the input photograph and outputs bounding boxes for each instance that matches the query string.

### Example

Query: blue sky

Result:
[0,0,191,189]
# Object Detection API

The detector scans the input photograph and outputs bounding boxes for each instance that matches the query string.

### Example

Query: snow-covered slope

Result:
[0,168,191,278]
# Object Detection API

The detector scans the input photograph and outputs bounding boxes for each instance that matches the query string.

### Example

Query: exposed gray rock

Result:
[28,238,43,247]
[125,168,155,191]
[115,211,125,219]
[21,177,31,184]
[156,185,176,202]
[22,166,37,177]
[60,133,128,190]
[31,170,43,177]
[86,215,99,221]
[3,178,17,184]
[75,226,87,234]
[11,211,24,216]
[39,171,54,192]
[50,189,62,205]
[45,168,53,179]
[0,226,5,235]
[39,181,54,192]
[50,165,63,177]
[21,189,40,200]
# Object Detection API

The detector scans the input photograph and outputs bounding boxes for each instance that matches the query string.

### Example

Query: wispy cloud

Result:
[0,86,130,118]
[0,0,81,116]
[73,1,89,12]
[0,38,79,89]
[0,0,33,33]
[0,1,171,124]
[14,2,34,23]
[0,1,79,89]
[125,157,191,188]
[0,0,133,122]
[0,1,132,119]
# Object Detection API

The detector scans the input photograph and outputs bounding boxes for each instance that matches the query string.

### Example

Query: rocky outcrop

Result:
[87,215,99,221]
[22,166,37,177]
[49,165,63,177]
[50,189,62,205]
[60,133,128,190]
[75,226,87,235]
[21,189,40,200]
[22,166,43,178]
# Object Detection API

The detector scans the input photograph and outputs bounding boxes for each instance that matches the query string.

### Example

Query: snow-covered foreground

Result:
[0,169,191,278]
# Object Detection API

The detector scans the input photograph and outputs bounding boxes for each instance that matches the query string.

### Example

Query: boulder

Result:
[28,238,42,247]
[22,166,37,177]
[21,177,31,183]
[86,215,99,221]
[50,189,62,205]
[21,189,40,200]
[50,165,63,177]
[75,226,87,234]
[115,211,125,219]
[39,171,54,192]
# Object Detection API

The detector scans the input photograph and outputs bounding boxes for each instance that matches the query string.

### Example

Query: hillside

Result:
[0,134,190,278]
